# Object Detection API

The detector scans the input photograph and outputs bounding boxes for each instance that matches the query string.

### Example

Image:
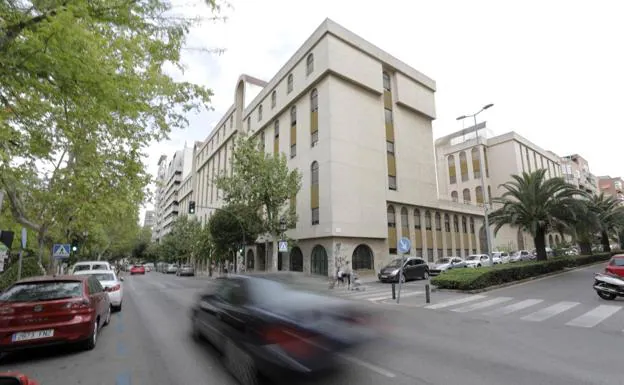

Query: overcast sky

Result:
[144,0,623,216]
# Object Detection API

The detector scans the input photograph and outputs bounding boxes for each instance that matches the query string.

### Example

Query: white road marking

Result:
[452,297,513,313]
[521,301,580,322]
[337,353,396,378]
[483,299,544,317]
[366,291,423,302]
[424,295,487,310]
[565,305,622,328]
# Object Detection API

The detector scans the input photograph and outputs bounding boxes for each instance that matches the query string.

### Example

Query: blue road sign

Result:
[53,244,71,259]
[397,237,411,254]
[278,240,288,252]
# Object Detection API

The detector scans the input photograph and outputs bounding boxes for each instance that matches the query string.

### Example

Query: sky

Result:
[143,0,624,219]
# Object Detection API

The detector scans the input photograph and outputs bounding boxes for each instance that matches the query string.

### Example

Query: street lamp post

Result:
[278,217,287,271]
[457,103,494,255]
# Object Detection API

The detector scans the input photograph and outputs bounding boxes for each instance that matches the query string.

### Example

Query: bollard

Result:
[425,283,431,303]
[391,283,396,299]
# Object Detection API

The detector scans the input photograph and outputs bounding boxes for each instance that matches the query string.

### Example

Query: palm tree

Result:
[590,193,624,252]
[566,197,600,255]
[489,169,581,261]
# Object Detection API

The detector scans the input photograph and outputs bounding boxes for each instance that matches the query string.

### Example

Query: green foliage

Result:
[489,170,582,261]
[157,216,205,263]
[0,258,44,291]
[431,253,614,291]
[0,0,220,262]
[208,203,262,257]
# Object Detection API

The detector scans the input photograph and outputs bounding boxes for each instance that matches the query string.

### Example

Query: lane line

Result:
[424,295,487,310]
[116,373,131,385]
[116,341,127,356]
[366,291,424,302]
[565,305,622,328]
[521,301,579,322]
[451,297,513,313]
[483,299,544,317]
[337,353,396,378]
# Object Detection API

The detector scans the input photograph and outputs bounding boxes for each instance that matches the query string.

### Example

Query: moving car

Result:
[429,257,466,276]
[0,275,111,353]
[165,264,178,274]
[74,269,124,311]
[378,257,430,282]
[176,264,195,277]
[190,275,380,385]
[129,265,146,275]
[0,372,39,385]
[69,261,112,274]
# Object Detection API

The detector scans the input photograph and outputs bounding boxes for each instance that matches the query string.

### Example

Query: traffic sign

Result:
[278,240,288,252]
[397,237,411,254]
[53,244,71,259]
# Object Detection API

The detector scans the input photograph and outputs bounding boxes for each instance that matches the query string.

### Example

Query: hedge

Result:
[430,252,615,291]
[0,258,45,291]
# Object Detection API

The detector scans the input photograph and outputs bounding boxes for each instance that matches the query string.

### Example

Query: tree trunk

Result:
[534,227,548,261]
[578,241,592,256]
[37,233,45,265]
[271,234,279,272]
[601,231,611,252]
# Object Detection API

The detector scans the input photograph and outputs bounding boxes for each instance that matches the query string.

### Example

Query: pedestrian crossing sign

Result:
[53,244,71,259]
[278,241,288,252]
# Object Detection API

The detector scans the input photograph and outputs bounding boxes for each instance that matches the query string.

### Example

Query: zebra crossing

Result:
[424,294,624,331]
[327,282,424,303]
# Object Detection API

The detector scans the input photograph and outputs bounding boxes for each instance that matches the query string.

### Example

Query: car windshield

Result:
[387,259,403,268]
[466,255,479,261]
[436,258,451,264]
[611,258,624,267]
[74,265,92,271]
[0,281,83,302]
[92,264,109,270]
[90,273,116,281]
[182,265,193,268]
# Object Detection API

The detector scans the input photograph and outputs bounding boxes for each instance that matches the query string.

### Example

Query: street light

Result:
[279,217,287,234]
[456,103,494,255]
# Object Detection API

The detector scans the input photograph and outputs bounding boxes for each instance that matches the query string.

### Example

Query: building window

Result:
[451,191,458,202]
[476,186,484,204]
[246,116,251,131]
[311,161,319,225]
[435,213,441,231]
[387,206,397,254]
[273,120,280,154]
[453,216,459,233]
[259,132,265,151]
[290,106,297,159]
[401,207,409,229]
[229,116,233,128]
[287,74,294,93]
[425,211,432,230]
[386,141,395,154]
[306,53,314,75]
[310,89,318,147]
[444,214,450,232]
[388,176,397,190]
[462,216,467,233]
[290,105,297,125]
[471,147,481,179]
[274,120,280,139]
[383,71,391,91]
[414,209,421,229]
[448,155,456,184]
[258,104,263,121]
[470,217,475,233]
[462,188,471,203]
[387,206,396,228]
[384,108,393,125]
[459,151,468,182]
[271,90,277,109]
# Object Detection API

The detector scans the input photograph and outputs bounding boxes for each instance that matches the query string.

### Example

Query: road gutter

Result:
[431,260,608,294]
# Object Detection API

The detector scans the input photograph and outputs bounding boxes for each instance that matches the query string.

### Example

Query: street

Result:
[2,267,623,385]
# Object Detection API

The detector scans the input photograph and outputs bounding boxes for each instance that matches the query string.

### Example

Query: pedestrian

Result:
[343,261,352,290]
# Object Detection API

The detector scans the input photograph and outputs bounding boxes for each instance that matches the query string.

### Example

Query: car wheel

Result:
[597,291,617,300]
[114,302,122,312]
[223,339,258,385]
[422,270,429,280]
[104,306,112,326]
[83,320,99,350]
[399,273,406,283]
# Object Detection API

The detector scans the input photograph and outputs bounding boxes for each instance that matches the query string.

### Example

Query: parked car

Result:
[378,257,429,283]
[429,257,466,275]
[605,254,624,278]
[129,265,146,275]
[165,264,178,274]
[69,261,112,274]
[509,250,532,263]
[190,275,380,385]
[0,275,111,353]
[74,269,124,311]
[464,254,493,268]
[491,251,510,264]
[176,264,195,277]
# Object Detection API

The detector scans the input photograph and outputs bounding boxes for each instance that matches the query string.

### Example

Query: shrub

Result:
[0,258,45,291]
[431,252,613,291]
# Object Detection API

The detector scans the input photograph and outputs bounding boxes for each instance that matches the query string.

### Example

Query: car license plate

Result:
[381,275,388,278]
[12,329,54,342]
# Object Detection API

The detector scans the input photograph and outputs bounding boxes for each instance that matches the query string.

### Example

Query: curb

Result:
[431,260,608,294]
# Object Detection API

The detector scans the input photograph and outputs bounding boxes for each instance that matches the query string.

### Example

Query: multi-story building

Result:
[151,155,168,242]
[435,124,564,251]
[143,210,156,229]
[182,18,486,277]
[560,154,599,194]
[598,176,624,203]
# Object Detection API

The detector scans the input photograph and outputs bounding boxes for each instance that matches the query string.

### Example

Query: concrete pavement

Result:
[1,269,622,384]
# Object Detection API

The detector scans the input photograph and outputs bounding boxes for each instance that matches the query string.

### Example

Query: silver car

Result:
[429,257,467,276]
[176,264,195,277]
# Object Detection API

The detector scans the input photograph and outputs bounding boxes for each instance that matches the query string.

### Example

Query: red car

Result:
[605,254,624,278]
[0,372,39,384]
[0,275,111,353]
[129,265,145,275]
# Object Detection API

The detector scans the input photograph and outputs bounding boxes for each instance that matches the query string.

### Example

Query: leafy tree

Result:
[588,193,624,252]
[489,169,581,261]
[216,134,302,271]
[131,227,153,261]
[159,216,203,263]
[208,203,262,262]
[0,0,220,262]
[566,198,599,255]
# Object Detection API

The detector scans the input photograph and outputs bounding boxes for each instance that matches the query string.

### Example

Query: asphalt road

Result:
[1,267,622,385]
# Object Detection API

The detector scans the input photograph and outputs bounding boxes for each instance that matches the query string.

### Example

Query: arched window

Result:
[448,155,456,184]
[414,209,421,229]
[475,186,484,204]
[387,206,396,227]
[352,244,374,270]
[274,120,279,138]
[425,211,432,230]
[400,207,409,230]
[290,106,297,125]
[310,245,328,276]
[310,89,319,146]
[435,213,442,231]
[471,147,481,178]
[444,214,450,232]
[258,104,263,121]
[453,215,459,232]
[459,151,468,181]
[271,90,277,108]
[311,89,318,112]
[287,74,294,93]
[451,191,458,202]
[306,53,314,75]
[462,216,467,233]
[463,188,471,203]
[290,106,297,158]
[470,217,475,233]
[258,131,265,151]
[311,161,319,225]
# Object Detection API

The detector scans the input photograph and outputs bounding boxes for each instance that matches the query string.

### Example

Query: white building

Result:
[177,18,487,277]
[435,124,566,252]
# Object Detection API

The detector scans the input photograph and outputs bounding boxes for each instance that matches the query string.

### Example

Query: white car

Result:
[74,269,123,311]
[69,261,113,274]
[464,254,493,268]
[491,251,511,264]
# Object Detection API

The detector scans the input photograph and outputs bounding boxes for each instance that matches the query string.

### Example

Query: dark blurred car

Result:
[378,257,429,283]
[176,265,195,277]
[190,274,380,385]
[0,371,39,385]
[0,275,111,353]
[129,265,145,275]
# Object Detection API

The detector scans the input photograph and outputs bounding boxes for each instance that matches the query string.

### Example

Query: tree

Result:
[566,198,599,255]
[208,203,262,262]
[216,134,302,271]
[0,0,219,262]
[588,193,624,252]
[489,169,581,261]
[159,216,203,263]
